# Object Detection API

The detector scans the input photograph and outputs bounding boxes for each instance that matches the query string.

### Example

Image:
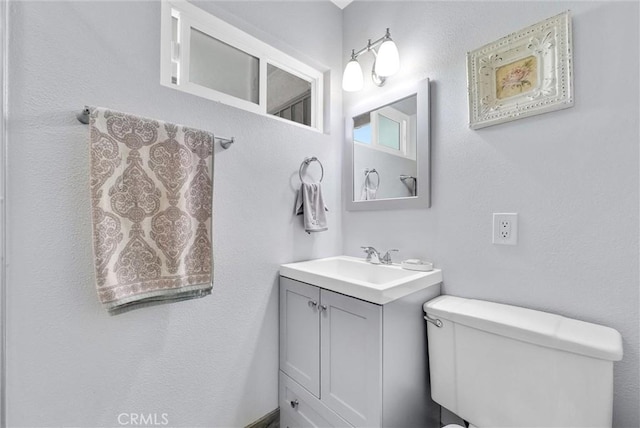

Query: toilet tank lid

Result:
[423,295,623,361]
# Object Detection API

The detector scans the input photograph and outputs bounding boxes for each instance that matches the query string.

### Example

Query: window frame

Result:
[354,106,415,160]
[160,0,324,132]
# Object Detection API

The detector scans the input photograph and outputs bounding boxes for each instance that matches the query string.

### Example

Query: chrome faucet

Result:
[361,246,382,264]
[361,247,398,265]
[381,249,398,264]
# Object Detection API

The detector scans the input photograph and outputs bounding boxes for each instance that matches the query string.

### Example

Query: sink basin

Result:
[280,256,442,304]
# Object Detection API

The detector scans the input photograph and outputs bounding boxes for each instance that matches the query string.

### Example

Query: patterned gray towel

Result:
[89,107,213,314]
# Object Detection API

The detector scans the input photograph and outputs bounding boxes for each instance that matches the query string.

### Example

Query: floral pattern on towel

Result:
[90,107,214,312]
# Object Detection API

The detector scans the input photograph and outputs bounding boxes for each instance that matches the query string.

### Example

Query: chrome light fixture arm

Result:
[343,28,398,91]
[352,28,391,58]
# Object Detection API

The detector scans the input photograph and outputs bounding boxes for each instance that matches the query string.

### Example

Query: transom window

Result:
[161,1,324,131]
[353,102,415,160]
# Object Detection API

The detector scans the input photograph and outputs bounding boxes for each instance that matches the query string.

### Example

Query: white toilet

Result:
[423,295,623,428]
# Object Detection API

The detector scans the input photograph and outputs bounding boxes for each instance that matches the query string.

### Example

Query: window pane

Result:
[303,97,311,125]
[378,115,400,150]
[353,113,371,145]
[354,123,372,145]
[267,64,311,126]
[189,27,259,104]
[171,17,178,42]
[171,17,179,84]
[292,101,304,124]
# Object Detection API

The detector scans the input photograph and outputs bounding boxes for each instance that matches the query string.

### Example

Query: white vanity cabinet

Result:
[279,275,441,428]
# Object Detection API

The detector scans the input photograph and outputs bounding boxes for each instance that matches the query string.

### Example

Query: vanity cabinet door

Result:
[280,277,321,397]
[320,289,382,427]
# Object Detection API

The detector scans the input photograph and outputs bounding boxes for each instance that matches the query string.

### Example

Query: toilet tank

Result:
[423,295,623,428]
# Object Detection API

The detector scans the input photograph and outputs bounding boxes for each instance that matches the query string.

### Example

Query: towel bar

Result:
[299,157,324,184]
[76,107,235,149]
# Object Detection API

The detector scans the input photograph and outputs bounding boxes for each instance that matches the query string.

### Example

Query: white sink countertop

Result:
[280,256,443,305]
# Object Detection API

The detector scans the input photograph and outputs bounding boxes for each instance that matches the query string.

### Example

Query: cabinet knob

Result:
[308,300,318,308]
[290,399,299,409]
[319,304,327,312]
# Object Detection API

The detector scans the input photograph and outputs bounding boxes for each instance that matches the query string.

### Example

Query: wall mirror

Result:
[345,78,430,210]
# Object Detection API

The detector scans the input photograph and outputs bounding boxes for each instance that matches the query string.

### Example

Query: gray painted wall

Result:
[342,2,639,427]
[5,1,342,426]
[4,1,639,427]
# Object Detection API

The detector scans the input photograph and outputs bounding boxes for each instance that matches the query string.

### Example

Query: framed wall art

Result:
[467,11,573,129]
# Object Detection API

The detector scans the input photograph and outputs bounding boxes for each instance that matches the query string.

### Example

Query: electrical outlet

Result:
[493,213,518,245]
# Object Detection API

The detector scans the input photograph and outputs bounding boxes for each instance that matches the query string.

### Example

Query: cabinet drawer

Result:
[280,371,351,428]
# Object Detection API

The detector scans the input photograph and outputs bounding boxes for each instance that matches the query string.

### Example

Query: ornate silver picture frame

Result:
[467,11,573,129]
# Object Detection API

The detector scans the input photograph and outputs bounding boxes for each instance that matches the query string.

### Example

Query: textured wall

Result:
[5,1,342,426]
[342,2,639,427]
[6,1,639,427]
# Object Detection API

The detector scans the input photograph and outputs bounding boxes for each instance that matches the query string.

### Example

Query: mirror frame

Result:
[344,78,430,211]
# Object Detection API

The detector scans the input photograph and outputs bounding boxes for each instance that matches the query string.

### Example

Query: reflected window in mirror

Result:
[379,115,401,150]
[353,114,372,145]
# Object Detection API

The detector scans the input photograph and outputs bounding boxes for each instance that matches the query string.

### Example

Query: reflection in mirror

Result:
[353,95,417,201]
[267,64,312,126]
[345,78,429,210]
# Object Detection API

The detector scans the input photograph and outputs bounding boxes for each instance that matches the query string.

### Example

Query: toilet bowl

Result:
[424,295,623,427]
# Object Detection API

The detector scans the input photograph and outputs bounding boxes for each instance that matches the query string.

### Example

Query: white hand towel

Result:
[360,173,378,200]
[360,185,377,200]
[295,183,328,233]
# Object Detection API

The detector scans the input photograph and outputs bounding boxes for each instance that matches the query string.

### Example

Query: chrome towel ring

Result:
[364,168,380,189]
[299,157,324,184]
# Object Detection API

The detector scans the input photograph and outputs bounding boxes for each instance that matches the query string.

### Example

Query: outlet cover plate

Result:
[493,213,518,245]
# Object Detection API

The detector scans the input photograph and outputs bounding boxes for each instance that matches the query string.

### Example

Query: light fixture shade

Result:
[375,39,399,77]
[342,59,364,92]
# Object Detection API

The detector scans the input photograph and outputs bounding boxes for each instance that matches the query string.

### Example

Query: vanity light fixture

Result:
[342,28,400,92]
